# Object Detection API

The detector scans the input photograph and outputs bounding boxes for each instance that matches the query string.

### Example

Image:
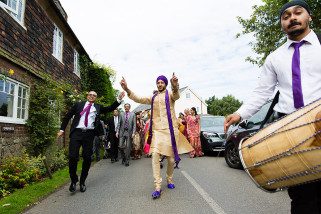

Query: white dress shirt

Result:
[114,116,118,132]
[76,101,96,129]
[237,30,321,120]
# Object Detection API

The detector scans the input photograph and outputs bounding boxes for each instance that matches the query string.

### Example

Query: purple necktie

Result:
[80,103,92,127]
[125,112,129,129]
[292,41,305,109]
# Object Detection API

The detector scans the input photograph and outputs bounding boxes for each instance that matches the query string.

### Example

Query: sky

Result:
[59,0,263,109]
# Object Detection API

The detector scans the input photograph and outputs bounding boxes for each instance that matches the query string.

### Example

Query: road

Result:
[24,155,290,214]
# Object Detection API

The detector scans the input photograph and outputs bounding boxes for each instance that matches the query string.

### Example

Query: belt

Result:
[76,128,94,133]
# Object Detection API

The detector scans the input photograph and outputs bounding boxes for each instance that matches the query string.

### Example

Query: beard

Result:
[158,87,165,92]
[288,28,305,37]
[158,87,166,92]
[286,20,309,38]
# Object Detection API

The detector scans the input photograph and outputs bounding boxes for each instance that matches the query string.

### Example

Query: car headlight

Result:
[203,131,218,139]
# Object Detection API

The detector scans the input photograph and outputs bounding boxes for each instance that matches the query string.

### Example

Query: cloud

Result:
[60,0,263,109]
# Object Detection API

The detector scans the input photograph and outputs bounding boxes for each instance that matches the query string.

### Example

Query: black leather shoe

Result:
[115,158,119,162]
[111,159,115,163]
[125,162,129,167]
[80,183,86,192]
[122,159,125,165]
[69,182,76,193]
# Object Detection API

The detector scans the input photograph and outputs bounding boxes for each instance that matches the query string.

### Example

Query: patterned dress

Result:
[132,118,143,159]
[186,115,203,157]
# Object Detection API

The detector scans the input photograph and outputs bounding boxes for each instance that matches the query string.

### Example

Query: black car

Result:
[200,114,226,154]
[224,101,273,169]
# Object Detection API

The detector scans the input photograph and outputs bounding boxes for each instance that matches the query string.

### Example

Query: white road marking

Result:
[181,170,227,214]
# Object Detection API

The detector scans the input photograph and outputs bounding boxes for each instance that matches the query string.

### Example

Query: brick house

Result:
[0,0,90,158]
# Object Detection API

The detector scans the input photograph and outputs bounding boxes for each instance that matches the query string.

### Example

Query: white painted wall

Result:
[175,87,208,116]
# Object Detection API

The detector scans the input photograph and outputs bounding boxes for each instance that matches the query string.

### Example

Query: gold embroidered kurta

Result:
[128,89,193,157]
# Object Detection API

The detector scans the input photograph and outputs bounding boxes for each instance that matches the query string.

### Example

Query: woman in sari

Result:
[132,113,143,159]
[186,107,203,158]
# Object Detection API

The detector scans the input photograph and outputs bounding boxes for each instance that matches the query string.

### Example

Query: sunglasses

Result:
[88,94,97,97]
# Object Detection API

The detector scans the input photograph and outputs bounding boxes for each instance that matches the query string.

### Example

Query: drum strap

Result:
[259,91,280,129]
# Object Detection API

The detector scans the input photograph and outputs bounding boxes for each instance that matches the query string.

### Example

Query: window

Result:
[0,0,25,24]
[74,50,80,77]
[53,25,63,62]
[186,92,190,99]
[196,107,200,113]
[0,78,29,124]
[248,100,272,125]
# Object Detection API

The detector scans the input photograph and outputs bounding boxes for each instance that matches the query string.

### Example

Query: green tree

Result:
[80,57,116,105]
[26,80,65,156]
[238,0,321,66]
[206,95,242,116]
[79,57,118,120]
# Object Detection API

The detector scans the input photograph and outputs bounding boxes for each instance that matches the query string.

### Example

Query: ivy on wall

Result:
[79,56,118,120]
[25,78,65,157]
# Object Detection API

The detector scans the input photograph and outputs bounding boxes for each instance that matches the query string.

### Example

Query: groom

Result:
[120,73,193,199]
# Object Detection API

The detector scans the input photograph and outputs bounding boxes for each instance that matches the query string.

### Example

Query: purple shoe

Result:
[152,190,162,199]
[167,183,175,189]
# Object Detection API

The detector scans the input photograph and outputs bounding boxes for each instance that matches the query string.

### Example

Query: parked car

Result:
[199,114,226,154]
[224,101,273,169]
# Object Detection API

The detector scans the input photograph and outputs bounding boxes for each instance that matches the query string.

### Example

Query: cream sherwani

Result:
[128,89,193,189]
[128,90,193,156]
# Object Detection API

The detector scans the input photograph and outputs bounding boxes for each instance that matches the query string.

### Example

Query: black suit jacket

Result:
[107,116,116,134]
[60,100,120,137]
[106,115,119,137]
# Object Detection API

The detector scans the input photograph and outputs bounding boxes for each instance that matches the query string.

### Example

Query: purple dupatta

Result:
[147,90,180,167]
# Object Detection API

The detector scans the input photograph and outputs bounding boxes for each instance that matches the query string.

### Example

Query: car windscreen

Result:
[201,116,225,128]
[248,101,272,125]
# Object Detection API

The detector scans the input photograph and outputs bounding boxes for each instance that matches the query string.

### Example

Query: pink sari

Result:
[186,115,203,157]
[143,120,150,154]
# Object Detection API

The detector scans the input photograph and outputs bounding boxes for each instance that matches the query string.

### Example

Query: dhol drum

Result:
[239,98,321,192]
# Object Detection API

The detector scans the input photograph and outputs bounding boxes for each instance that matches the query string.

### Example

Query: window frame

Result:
[73,49,80,77]
[0,0,26,28]
[52,25,64,63]
[0,77,30,124]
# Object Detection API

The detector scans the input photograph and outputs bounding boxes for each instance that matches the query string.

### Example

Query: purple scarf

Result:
[147,89,180,167]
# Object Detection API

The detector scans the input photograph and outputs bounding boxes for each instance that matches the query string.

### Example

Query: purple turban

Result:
[156,75,168,86]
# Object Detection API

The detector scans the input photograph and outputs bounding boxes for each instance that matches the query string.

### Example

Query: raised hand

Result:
[120,76,128,91]
[170,72,178,88]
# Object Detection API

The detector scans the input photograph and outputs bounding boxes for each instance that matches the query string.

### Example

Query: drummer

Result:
[224,1,321,213]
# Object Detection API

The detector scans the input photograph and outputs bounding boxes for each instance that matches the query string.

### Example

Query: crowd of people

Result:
[92,105,205,165]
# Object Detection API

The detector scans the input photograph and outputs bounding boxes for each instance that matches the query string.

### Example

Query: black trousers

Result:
[109,132,119,160]
[288,180,321,214]
[69,129,95,184]
[92,136,101,159]
[276,112,321,213]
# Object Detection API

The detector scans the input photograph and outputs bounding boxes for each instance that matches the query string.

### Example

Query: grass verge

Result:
[0,161,84,214]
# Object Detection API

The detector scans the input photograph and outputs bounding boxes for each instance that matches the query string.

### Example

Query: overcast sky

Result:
[59,0,263,108]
